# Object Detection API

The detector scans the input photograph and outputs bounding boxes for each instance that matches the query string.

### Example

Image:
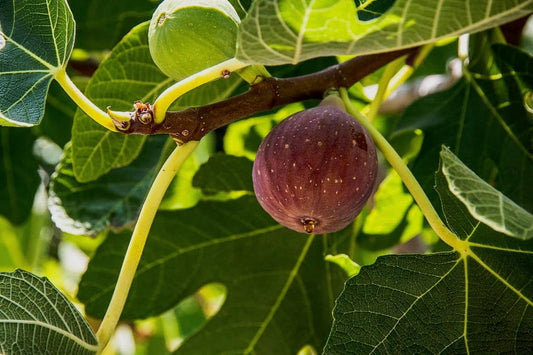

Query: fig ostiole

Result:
[252,97,378,234]
[148,0,240,81]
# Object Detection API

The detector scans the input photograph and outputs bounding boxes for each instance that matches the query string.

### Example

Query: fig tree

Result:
[148,0,240,81]
[252,97,378,234]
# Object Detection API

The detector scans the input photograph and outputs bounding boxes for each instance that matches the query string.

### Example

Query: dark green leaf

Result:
[396,44,533,213]
[49,136,167,236]
[78,196,347,353]
[70,21,162,182]
[69,0,157,50]
[0,127,40,225]
[0,0,75,126]
[0,269,98,354]
[192,153,254,194]
[237,0,533,65]
[324,153,533,354]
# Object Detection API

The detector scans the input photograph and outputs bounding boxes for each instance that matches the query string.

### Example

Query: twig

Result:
[116,48,418,142]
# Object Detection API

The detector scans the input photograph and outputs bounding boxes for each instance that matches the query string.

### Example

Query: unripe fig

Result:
[148,0,240,80]
[252,99,378,234]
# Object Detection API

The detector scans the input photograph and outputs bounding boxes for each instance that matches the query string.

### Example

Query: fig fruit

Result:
[148,0,240,81]
[252,99,378,234]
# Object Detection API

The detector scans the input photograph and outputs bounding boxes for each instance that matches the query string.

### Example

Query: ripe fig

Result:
[148,0,240,81]
[252,98,378,234]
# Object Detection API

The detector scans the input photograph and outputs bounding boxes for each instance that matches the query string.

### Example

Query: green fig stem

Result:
[54,69,118,132]
[384,43,435,98]
[366,56,406,121]
[339,88,464,252]
[96,140,199,353]
[152,58,249,123]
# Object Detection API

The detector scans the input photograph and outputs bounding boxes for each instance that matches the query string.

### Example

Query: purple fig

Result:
[252,100,378,234]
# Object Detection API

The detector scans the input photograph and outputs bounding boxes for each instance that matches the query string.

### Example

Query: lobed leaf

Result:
[79,196,348,354]
[0,269,98,354]
[324,155,533,354]
[237,0,533,65]
[0,0,75,126]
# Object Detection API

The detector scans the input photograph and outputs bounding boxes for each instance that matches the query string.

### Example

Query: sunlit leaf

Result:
[0,269,98,354]
[0,0,75,126]
[440,146,533,240]
[237,0,533,65]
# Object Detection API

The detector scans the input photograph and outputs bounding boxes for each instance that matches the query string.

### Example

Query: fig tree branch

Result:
[115,47,418,142]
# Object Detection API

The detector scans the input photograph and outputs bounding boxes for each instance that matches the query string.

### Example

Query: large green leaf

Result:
[237,0,533,65]
[0,0,75,126]
[324,150,533,354]
[70,21,163,182]
[396,43,533,213]
[440,146,533,240]
[0,269,98,354]
[49,136,167,236]
[0,127,40,225]
[78,154,350,353]
[69,0,157,50]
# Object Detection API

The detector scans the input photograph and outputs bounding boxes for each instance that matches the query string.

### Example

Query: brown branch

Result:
[119,48,418,142]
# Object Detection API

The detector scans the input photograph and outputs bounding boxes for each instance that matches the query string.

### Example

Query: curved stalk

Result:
[340,88,463,251]
[54,69,117,132]
[153,58,249,123]
[365,56,406,121]
[96,140,199,353]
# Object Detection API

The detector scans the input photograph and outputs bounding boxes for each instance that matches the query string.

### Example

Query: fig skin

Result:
[148,0,240,81]
[252,102,378,234]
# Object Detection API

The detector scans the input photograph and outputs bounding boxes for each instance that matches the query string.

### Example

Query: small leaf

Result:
[49,136,168,236]
[192,153,254,194]
[0,269,98,354]
[0,0,75,126]
[237,0,533,65]
[440,146,533,240]
[0,127,40,225]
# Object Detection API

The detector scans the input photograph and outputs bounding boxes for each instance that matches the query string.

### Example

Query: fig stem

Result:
[339,88,463,251]
[54,68,118,132]
[95,140,199,353]
[152,58,249,123]
[365,56,406,122]
[384,43,435,98]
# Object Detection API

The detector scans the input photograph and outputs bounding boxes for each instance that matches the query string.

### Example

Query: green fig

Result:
[148,0,240,81]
